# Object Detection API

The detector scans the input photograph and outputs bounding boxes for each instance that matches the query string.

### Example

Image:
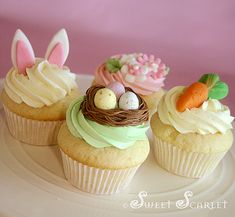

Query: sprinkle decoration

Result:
[105,53,169,83]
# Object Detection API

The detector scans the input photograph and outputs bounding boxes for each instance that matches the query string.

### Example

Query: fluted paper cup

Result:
[60,149,140,194]
[3,105,63,146]
[152,135,227,178]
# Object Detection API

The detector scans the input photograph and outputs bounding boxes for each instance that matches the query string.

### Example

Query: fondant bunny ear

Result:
[11,29,35,75]
[45,28,69,67]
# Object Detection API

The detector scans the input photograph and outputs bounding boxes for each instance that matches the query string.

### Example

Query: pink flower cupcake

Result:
[93,53,169,115]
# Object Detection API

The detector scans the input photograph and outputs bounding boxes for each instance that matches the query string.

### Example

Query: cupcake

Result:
[151,73,234,178]
[93,53,169,116]
[58,82,150,194]
[1,29,80,145]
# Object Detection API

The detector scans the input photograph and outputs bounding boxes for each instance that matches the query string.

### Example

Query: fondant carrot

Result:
[176,82,208,112]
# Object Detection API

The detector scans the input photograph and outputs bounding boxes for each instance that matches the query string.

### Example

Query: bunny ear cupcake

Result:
[93,53,169,116]
[58,82,150,194]
[151,73,234,178]
[1,29,80,145]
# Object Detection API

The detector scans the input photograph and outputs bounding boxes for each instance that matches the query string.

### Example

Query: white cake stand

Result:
[0,75,234,217]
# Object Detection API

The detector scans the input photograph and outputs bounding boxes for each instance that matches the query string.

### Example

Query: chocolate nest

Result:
[80,86,149,126]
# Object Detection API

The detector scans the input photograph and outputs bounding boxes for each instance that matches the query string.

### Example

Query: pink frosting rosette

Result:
[94,53,169,96]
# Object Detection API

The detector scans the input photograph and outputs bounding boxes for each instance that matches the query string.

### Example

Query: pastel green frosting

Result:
[66,97,149,149]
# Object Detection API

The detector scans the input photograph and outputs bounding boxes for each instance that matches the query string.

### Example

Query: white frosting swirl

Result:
[4,60,77,108]
[158,86,234,134]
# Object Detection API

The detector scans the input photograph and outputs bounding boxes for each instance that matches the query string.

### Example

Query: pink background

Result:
[0,0,234,112]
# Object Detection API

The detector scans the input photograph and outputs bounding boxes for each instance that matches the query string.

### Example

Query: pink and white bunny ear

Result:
[45,29,69,67]
[11,29,35,75]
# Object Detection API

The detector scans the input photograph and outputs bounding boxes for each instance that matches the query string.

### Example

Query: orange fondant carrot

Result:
[176,82,208,112]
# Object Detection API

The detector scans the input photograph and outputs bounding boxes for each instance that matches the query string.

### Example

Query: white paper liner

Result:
[60,149,140,194]
[3,105,63,146]
[153,135,227,178]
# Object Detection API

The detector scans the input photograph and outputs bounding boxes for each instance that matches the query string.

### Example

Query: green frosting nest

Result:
[66,97,149,149]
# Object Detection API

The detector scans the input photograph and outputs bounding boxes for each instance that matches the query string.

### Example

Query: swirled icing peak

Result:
[94,53,169,95]
[4,60,77,108]
[4,29,77,108]
[158,86,234,135]
[66,96,149,149]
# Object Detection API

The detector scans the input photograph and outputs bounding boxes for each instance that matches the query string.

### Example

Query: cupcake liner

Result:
[153,135,227,178]
[60,149,140,194]
[3,105,63,146]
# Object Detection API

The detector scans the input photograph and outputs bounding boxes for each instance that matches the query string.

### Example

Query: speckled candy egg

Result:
[94,88,117,110]
[119,91,139,110]
[107,81,125,99]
